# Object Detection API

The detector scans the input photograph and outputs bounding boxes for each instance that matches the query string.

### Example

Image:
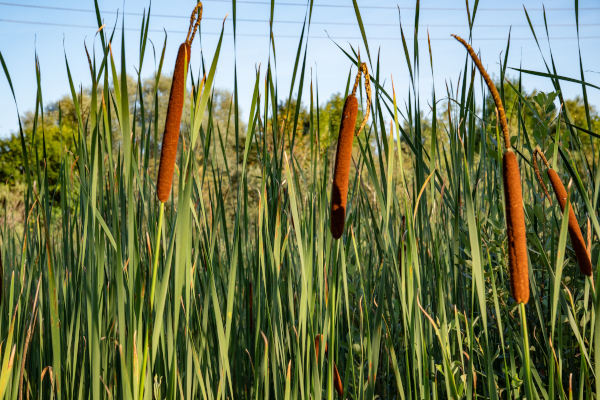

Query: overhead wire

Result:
[0,1,599,28]
[1,17,599,42]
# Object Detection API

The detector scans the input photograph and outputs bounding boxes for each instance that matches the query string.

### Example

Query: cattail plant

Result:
[315,334,344,397]
[453,34,534,397]
[330,62,372,239]
[452,34,529,304]
[139,4,203,398]
[533,147,592,276]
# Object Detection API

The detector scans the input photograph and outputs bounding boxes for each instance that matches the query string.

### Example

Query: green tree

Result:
[0,98,78,194]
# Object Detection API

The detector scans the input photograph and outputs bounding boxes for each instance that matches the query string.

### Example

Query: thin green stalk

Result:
[520,303,535,399]
[139,201,165,400]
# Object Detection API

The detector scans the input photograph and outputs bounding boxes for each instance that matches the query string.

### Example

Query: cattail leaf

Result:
[190,17,225,149]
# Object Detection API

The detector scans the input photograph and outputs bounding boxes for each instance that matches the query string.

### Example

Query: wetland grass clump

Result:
[533,147,592,276]
[330,62,371,239]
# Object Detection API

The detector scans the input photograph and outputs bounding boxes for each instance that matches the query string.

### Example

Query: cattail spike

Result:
[156,3,203,202]
[156,42,190,202]
[330,94,359,239]
[547,168,593,276]
[330,61,372,239]
[503,149,530,303]
[531,146,592,276]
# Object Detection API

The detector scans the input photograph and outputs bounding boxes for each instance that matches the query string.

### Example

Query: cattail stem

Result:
[452,34,510,149]
[149,203,165,309]
[139,201,164,400]
[520,303,535,398]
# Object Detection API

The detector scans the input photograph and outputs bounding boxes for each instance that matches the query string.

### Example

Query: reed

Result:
[330,62,371,239]
[533,148,592,276]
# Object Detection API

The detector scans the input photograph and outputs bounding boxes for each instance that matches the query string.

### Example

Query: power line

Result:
[202,0,600,12]
[0,1,599,29]
[1,17,599,42]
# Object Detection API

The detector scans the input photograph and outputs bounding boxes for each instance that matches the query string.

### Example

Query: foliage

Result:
[0,1,599,399]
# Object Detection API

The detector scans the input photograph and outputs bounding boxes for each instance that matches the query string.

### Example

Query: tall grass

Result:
[0,1,598,398]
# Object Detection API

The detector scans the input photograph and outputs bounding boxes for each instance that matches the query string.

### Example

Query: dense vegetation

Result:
[0,1,599,398]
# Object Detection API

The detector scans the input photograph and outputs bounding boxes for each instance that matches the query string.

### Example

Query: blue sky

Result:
[0,0,599,137]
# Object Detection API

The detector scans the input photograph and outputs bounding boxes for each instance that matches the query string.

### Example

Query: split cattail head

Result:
[330,62,371,239]
[156,3,202,203]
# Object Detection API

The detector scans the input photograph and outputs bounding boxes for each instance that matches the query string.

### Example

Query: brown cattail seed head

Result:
[547,169,592,276]
[314,335,343,397]
[503,149,529,303]
[333,362,343,397]
[157,42,190,202]
[330,94,359,239]
[314,334,325,358]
